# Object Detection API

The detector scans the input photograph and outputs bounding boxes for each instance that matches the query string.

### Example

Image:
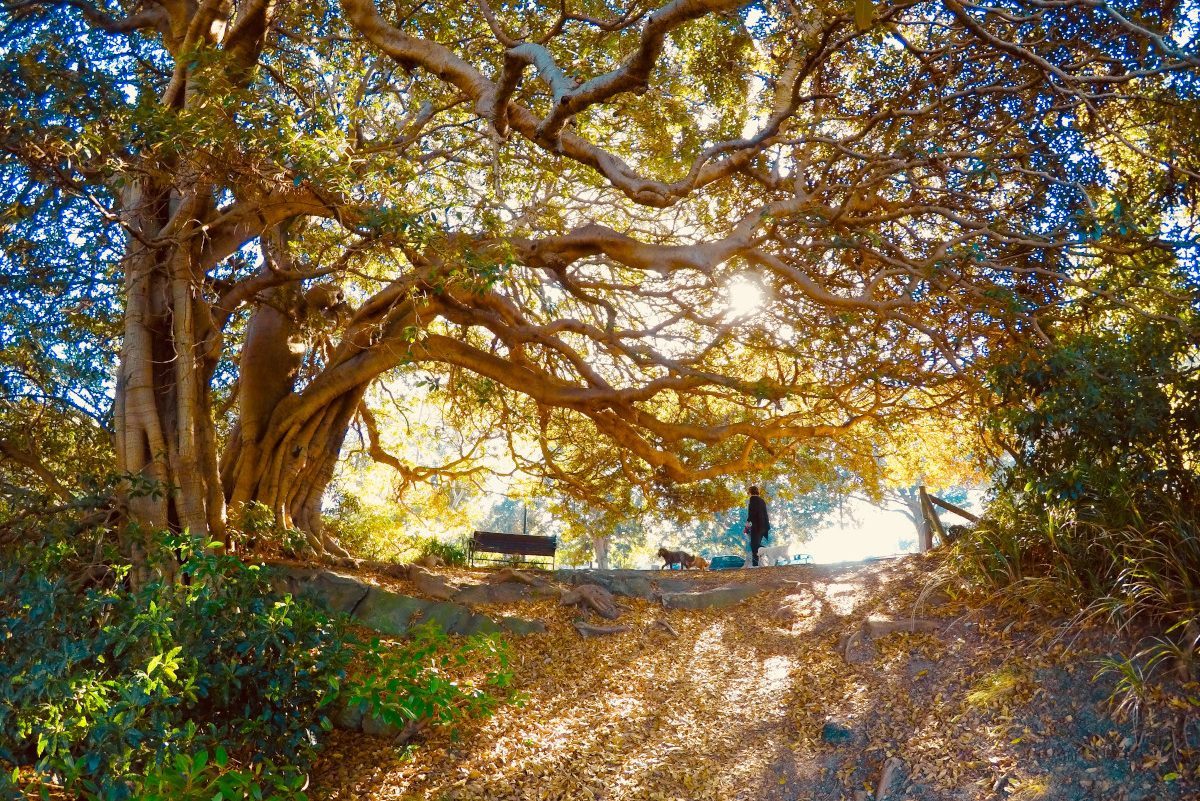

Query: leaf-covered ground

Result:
[310,556,1199,800]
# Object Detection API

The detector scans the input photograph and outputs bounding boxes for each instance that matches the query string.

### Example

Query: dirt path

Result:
[311,557,1198,801]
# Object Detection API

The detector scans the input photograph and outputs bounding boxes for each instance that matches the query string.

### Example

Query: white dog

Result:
[756,544,790,566]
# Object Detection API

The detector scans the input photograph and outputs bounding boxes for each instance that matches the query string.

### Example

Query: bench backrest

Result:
[470,530,557,556]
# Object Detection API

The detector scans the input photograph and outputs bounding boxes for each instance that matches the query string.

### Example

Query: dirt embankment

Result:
[308,556,1199,801]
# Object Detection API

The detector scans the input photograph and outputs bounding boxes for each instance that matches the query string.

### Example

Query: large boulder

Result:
[660,584,760,610]
[409,565,458,601]
[413,600,501,636]
[454,581,538,605]
[500,616,548,635]
[352,589,507,637]
[274,567,371,615]
[555,569,693,599]
[353,587,430,634]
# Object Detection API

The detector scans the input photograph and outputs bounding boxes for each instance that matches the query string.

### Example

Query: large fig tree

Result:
[1,0,1195,558]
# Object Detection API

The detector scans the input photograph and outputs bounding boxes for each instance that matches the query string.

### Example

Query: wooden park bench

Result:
[469,530,557,569]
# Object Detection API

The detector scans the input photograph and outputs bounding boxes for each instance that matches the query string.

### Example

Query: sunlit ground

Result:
[312,555,1194,800]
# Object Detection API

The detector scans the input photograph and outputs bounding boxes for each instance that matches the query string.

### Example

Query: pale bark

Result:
[592,534,610,570]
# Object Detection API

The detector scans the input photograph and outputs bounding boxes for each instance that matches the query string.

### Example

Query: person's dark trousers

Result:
[750,532,764,566]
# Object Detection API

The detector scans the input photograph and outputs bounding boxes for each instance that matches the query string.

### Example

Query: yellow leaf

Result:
[853,0,874,31]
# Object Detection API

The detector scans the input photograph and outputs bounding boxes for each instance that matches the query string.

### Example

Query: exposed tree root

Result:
[561,584,621,620]
[573,621,632,638]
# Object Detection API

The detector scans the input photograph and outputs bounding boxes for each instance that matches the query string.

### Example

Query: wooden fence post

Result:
[918,485,947,550]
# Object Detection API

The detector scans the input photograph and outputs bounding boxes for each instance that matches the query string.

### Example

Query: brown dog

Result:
[657,547,689,569]
[657,547,706,570]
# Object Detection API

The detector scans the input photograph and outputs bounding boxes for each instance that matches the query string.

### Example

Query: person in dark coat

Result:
[746,485,770,566]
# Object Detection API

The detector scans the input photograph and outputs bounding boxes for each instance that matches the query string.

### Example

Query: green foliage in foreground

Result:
[0,534,347,799]
[957,318,1200,642]
[347,624,515,736]
[0,530,514,799]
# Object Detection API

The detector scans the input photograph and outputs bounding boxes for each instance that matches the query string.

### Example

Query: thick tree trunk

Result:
[219,285,375,559]
[113,183,227,580]
[105,0,366,567]
[222,390,361,558]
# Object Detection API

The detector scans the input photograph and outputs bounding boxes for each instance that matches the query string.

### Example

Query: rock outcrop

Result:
[270,566,545,639]
[660,584,761,610]
[554,569,697,599]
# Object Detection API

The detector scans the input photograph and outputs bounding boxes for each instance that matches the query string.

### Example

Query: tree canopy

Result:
[1,0,1197,556]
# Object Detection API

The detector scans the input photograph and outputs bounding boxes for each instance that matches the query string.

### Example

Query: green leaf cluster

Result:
[0,532,354,799]
[346,624,517,735]
[954,307,1200,635]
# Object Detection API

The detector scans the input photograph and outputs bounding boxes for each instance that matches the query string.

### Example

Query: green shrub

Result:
[412,535,468,567]
[0,532,353,800]
[956,318,1200,651]
[320,491,406,559]
[234,500,309,558]
[117,749,309,801]
[987,322,1199,525]
[0,519,522,799]
[321,490,471,565]
[346,623,517,738]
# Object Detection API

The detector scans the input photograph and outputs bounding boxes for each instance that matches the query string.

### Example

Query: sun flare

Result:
[726,277,765,318]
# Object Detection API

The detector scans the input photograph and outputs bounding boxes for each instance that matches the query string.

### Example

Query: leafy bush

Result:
[987,322,1199,524]
[346,624,517,738]
[957,318,1200,644]
[322,492,468,565]
[412,535,468,567]
[125,749,309,801]
[320,491,406,559]
[0,518,523,799]
[0,532,353,799]
[234,500,309,558]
